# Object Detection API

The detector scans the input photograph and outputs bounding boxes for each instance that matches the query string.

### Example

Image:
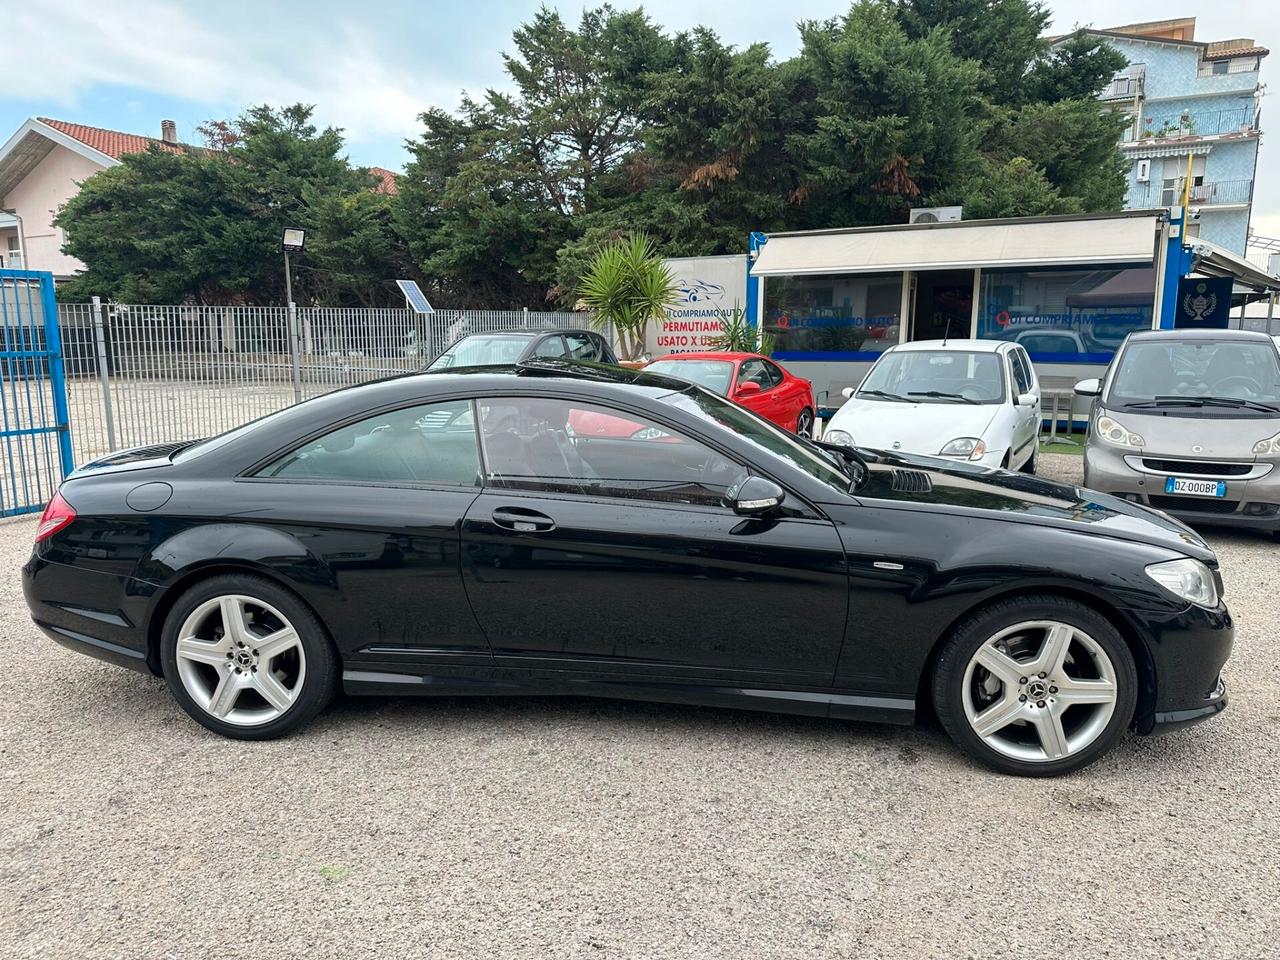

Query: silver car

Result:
[1075,329,1280,540]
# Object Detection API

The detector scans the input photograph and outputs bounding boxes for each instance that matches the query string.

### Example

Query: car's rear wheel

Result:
[932,595,1136,776]
[796,407,815,439]
[160,574,337,740]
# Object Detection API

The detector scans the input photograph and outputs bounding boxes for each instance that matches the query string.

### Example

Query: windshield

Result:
[429,335,529,370]
[645,359,735,395]
[857,350,1006,404]
[659,388,851,496]
[1107,339,1280,415]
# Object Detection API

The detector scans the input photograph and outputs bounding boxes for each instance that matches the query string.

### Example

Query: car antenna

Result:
[942,316,952,346]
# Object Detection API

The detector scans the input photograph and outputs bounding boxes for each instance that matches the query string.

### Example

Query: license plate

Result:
[1165,476,1227,498]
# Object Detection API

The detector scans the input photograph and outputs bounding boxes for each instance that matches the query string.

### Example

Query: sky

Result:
[2,0,1275,240]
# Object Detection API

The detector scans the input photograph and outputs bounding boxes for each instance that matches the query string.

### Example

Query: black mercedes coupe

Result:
[23,361,1232,776]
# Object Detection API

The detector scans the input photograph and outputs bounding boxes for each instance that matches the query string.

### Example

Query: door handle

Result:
[491,506,556,533]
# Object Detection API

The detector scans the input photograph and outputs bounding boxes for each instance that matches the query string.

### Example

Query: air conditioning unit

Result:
[1136,158,1151,183]
[909,205,963,224]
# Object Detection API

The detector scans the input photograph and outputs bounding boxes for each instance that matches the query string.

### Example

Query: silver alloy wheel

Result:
[961,620,1118,763]
[796,410,814,439]
[174,594,307,727]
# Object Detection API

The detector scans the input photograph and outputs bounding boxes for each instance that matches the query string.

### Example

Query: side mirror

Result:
[840,386,855,399]
[730,476,785,516]
[1074,378,1102,398]
[736,381,762,397]
[1017,392,1037,407]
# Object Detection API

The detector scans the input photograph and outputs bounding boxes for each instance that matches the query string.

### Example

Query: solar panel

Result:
[396,279,435,315]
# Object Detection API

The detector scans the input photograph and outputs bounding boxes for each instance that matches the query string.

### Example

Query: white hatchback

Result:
[823,339,1042,471]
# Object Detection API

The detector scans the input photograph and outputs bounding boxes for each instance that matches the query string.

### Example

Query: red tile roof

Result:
[369,166,399,195]
[37,117,187,160]
[1203,45,1269,60]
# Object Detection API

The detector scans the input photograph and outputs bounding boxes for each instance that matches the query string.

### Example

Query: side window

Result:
[1009,352,1031,396]
[533,335,566,359]
[739,359,772,388]
[763,360,785,388]
[256,399,480,486]
[477,398,748,507]
[563,332,599,361]
[1017,349,1037,389]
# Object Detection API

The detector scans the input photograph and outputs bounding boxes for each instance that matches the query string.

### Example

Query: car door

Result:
[736,358,783,426]
[243,397,490,661]
[459,395,849,685]
[1007,348,1039,467]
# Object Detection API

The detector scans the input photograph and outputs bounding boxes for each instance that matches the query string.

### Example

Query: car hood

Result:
[829,399,998,455]
[855,450,1215,562]
[1102,406,1280,458]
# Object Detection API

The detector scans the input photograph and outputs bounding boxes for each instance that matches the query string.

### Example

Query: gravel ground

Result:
[2,451,1278,960]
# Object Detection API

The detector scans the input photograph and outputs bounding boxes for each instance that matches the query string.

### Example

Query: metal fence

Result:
[1,269,72,515]
[58,301,593,466]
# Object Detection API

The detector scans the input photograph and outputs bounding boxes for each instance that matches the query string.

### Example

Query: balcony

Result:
[1122,107,1259,143]
[1132,178,1253,208]
[1100,67,1145,101]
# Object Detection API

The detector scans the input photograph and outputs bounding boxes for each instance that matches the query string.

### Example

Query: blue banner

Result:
[1175,277,1232,329]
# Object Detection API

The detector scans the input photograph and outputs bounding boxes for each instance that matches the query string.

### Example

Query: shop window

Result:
[764,273,903,358]
[976,266,1155,360]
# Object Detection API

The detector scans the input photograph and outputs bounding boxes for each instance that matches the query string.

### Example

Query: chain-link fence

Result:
[58,300,593,466]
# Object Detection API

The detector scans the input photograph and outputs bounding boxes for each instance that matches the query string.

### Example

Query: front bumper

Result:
[1133,598,1233,736]
[1085,442,1280,532]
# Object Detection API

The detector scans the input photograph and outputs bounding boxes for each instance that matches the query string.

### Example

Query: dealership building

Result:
[742,209,1280,412]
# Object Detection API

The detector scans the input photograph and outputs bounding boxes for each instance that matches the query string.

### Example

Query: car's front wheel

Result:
[160,574,338,740]
[932,595,1136,776]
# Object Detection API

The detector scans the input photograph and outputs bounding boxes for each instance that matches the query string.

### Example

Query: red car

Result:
[644,352,816,437]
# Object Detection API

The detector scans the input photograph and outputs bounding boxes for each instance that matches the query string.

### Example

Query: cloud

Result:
[4,0,463,142]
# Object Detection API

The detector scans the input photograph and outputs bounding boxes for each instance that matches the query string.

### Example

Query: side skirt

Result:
[342,669,916,726]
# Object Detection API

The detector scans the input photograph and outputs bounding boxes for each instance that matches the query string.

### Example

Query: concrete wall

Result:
[0,144,106,278]
[1107,37,1260,102]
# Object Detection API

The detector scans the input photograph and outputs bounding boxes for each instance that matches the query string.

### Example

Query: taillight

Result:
[35,490,76,542]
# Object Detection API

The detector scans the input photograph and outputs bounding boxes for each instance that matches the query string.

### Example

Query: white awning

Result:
[1188,237,1280,292]
[750,215,1162,277]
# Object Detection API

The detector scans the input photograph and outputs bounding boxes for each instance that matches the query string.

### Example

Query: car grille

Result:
[891,469,933,494]
[1141,458,1253,477]
[1147,495,1240,515]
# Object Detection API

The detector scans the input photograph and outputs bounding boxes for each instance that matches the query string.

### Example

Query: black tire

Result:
[931,594,1137,777]
[1020,444,1038,475]
[160,573,338,740]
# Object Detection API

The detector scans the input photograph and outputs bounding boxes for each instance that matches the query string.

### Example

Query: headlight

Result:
[823,429,855,447]
[939,437,987,460]
[1145,557,1218,607]
[1252,431,1280,455]
[1096,415,1145,448]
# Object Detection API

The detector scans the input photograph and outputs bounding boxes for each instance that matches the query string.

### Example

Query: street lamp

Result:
[281,228,305,307]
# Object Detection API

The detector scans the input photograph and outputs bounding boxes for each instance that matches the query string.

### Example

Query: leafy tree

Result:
[58,105,407,305]
[1025,31,1129,104]
[579,235,676,359]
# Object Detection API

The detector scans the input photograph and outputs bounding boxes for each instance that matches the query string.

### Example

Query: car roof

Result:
[650,351,759,361]
[1126,328,1275,343]
[889,339,1009,353]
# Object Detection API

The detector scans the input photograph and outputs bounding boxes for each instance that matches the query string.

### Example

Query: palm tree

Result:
[579,235,676,361]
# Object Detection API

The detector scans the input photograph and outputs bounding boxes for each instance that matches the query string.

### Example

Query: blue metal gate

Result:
[0,269,73,516]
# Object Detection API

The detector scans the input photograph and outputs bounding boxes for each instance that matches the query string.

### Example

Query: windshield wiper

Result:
[908,390,979,405]
[1128,395,1280,414]
[858,389,911,403]
[810,437,871,488]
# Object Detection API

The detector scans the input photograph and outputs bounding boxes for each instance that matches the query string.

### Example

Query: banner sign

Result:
[1175,277,1232,329]
[648,255,748,356]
